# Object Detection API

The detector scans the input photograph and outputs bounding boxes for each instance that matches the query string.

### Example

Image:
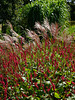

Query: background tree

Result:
[0,0,34,32]
[67,0,75,21]
[0,0,12,32]
[23,0,31,5]
[0,0,24,32]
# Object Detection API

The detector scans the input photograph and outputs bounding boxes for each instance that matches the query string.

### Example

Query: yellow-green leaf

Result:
[54,92,60,98]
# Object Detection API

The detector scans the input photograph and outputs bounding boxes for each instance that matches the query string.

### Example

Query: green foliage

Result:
[6,26,11,35]
[14,0,70,34]
[0,0,24,33]
[28,4,43,29]
[67,0,75,21]
[0,0,10,21]
[13,3,32,34]
[67,25,75,35]
[54,92,60,99]
[60,24,75,36]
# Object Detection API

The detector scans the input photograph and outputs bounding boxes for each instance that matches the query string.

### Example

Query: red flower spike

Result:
[28,85,31,89]
[0,74,2,78]
[73,89,75,94]
[61,76,65,81]
[50,53,55,59]
[10,85,12,89]
[34,82,39,89]
[3,65,7,69]
[47,88,50,92]
[72,82,75,85]
[45,56,49,61]
[4,88,7,99]
[56,76,60,83]
[66,93,72,97]
[23,67,25,71]
[22,93,28,97]
[20,51,24,58]
[34,71,37,78]
[30,74,32,79]
[27,77,29,83]
[46,86,51,92]
[30,74,33,84]
[49,78,52,84]
[44,73,47,78]
[52,83,55,91]
[16,97,19,100]
[2,81,5,86]
[47,68,50,73]
[32,94,34,97]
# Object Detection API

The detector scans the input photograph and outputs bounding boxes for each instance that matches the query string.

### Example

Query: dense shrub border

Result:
[0,37,75,100]
[13,0,70,34]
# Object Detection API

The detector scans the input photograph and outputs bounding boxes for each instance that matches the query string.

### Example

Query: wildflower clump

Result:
[0,36,75,99]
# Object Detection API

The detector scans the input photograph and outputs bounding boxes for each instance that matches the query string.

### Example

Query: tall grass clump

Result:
[13,0,70,35]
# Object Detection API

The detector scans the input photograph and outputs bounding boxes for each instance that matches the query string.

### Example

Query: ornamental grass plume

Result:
[23,29,41,49]
[0,21,25,51]
[1,19,74,51]
[3,34,13,43]
[26,29,41,45]
[34,18,60,41]
[2,21,41,50]
[6,20,19,37]
[6,20,25,44]
[43,18,61,38]
[35,18,75,44]
[0,39,13,50]
[34,21,49,41]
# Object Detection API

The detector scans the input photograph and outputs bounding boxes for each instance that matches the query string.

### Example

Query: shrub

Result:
[12,3,32,34]
[13,0,70,34]
[27,4,43,29]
